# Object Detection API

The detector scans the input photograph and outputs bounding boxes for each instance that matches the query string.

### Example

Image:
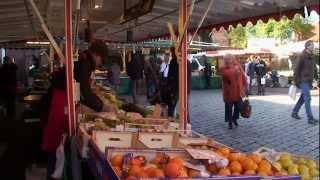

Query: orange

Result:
[128,165,142,176]
[145,167,157,175]
[229,153,240,162]
[218,168,231,176]
[242,158,258,171]
[231,172,241,176]
[125,176,136,180]
[258,170,268,177]
[148,168,165,178]
[131,158,143,167]
[170,157,184,167]
[218,147,231,157]
[249,154,262,164]
[179,169,188,177]
[229,161,243,173]
[244,170,256,175]
[238,154,247,164]
[111,154,123,167]
[258,160,272,174]
[112,166,122,176]
[188,169,201,177]
[136,170,148,178]
[164,162,182,177]
[207,164,218,174]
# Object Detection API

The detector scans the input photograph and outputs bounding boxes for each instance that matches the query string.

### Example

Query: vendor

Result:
[74,40,116,112]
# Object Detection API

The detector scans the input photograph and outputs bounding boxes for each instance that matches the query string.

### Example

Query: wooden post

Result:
[49,45,54,73]
[179,0,188,130]
[65,0,76,135]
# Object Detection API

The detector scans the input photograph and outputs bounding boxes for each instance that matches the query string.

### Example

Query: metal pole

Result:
[27,0,65,63]
[179,0,188,131]
[65,0,76,135]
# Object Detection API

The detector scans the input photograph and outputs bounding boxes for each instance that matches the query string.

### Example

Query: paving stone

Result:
[190,89,319,159]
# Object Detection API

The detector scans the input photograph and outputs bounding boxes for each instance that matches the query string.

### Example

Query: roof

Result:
[0,0,318,43]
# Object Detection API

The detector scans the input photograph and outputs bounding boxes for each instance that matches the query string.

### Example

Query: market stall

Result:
[0,0,319,179]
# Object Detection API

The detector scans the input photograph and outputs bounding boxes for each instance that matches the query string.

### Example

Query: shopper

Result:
[159,53,170,114]
[0,56,18,118]
[246,56,256,95]
[109,56,121,93]
[144,56,158,100]
[203,55,212,89]
[167,47,179,117]
[291,40,318,125]
[219,54,247,129]
[126,50,144,104]
[74,40,116,112]
[255,56,267,95]
[42,67,67,180]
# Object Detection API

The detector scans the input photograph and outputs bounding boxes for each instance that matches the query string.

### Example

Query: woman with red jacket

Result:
[219,54,247,129]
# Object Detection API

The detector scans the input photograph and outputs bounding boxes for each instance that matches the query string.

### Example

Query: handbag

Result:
[240,97,251,118]
[288,84,297,100]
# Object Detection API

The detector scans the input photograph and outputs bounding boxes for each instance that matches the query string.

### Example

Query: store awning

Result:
[0,0,318,43]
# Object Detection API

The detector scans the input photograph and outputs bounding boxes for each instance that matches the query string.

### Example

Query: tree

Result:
[227,15,315,48]
[228,25,248,48]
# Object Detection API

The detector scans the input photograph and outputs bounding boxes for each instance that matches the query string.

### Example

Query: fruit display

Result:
[276,153,319,180]
[108,150,206,179]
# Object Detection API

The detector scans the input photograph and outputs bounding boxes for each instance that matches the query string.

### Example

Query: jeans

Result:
[225,101,241,123]
[248,76,254,94]
[293,82,314,119]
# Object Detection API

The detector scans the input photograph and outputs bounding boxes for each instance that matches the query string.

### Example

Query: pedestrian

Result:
[0,56,18,118]
[144,56,158,100]
[291,40,318,125]
[159,53,170,115]
[167,47,179,117]
[109,56,121,93]
[74,40,117,112]
[203,55,212,89]
[246,56,256,95]
[126,50,144,104]
[255,56,267,95]
[219,54,247,129]
[41,66,68,180]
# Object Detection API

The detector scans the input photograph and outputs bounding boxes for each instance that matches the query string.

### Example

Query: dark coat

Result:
[255,60,267,76]
[74,51,103,112]
[127,53,144,80]
[294,50,315,87]
[167,57,179,96]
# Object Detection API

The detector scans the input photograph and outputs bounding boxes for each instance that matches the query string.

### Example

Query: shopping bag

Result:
[288,85,297,100]
[51,134,66,179]
[240,97,251,118]
[261,77,266,85]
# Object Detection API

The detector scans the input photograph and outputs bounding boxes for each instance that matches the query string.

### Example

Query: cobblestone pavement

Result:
[189,89,320,159]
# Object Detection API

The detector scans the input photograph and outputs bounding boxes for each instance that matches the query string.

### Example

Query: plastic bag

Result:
[51,134,66,179]
[288,85,297,100]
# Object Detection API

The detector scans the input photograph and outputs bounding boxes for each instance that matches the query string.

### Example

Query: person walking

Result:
[126,51,144,104]
[219,54,247,129]
[291,40,318,125]
[203,55,212,89]
[109,56,121,93]
[0,56,18,118]
[255,56,267,95]
[167,47,179,117]
[246,56,256,95]
[159,53,170,115]
[144,56,158,100]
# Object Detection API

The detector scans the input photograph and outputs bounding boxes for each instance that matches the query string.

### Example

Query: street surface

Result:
[189,88,319,159]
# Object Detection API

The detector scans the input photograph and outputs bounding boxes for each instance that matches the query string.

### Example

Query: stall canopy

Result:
[0,0,319,43]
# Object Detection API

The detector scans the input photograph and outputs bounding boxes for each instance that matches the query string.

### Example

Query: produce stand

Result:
[27,0,317,179]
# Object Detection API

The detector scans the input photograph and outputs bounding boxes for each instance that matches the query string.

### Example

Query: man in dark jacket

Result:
[255,57,267,95]
[246,57,256,95]
[0,56,18,118]
[291,40,318,124]
[203,55,212,89]
[74,40,116,112]
[167,47,179,117]
[126,51,144,104]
